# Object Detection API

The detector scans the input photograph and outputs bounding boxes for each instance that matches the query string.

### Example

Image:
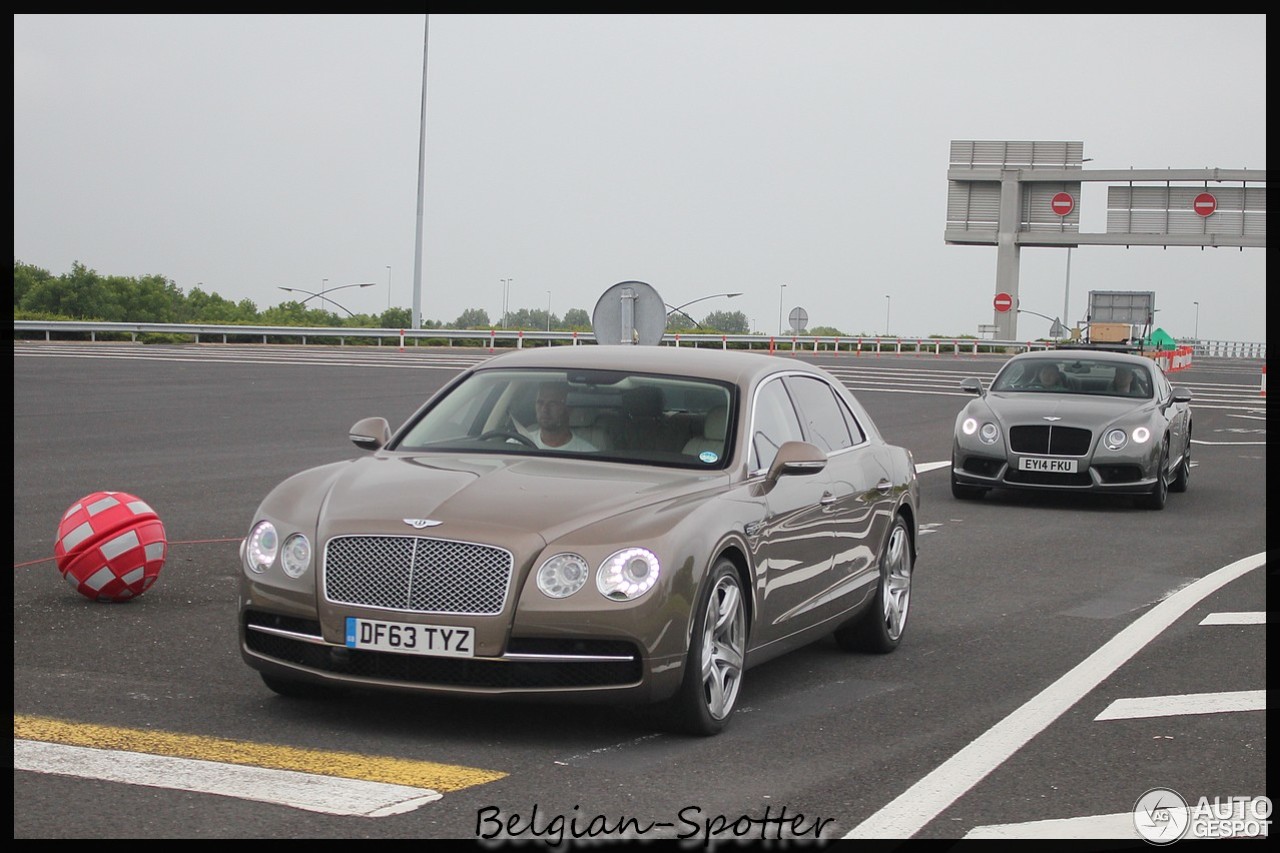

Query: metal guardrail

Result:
[1181,339,1268,360]
[11,320,1264,360]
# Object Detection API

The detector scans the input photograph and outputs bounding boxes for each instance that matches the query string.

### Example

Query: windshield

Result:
[990,358,1153,399]
[394,367,736,468]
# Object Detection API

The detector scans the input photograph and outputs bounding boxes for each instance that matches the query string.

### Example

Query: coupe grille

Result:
[1009,425,1092,456]
[324,535,512,615]
[1005,469,1093,487]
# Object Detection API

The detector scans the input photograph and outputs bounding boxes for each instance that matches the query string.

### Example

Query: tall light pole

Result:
[279,281,376,318]
[1063,247,1073,332]
[385,265,392,311]
[499,278,511,329]
[1193,301,1200,341]
[778,284,787,336]
[546,290,552,332]
[884,294,891,336]
[665,292,742,329]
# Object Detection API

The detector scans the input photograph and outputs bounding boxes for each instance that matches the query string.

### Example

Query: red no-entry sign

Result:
[1193,192,1217,217]
[1051,191,1075,217]
[994,292,1013,313]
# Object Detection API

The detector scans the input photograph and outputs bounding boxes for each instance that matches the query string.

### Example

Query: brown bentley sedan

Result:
[239,344,920,735]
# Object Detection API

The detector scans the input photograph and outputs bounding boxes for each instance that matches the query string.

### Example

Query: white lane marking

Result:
[1194,439,1267,445]
[1201,611,1266,625]
[1094,690,1265,721]
[915,461,951,474]
[844,551,1266,839]
[965,812,1135,839]
[14,740,441,817]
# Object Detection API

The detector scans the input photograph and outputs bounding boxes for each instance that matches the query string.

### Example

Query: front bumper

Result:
[952,451,1157,495]
[239,608,685,704]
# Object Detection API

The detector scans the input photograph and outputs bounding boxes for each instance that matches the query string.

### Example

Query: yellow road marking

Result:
[14,714,506,792]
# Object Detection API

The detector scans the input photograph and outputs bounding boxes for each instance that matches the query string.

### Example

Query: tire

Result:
[261,672,332,699]
[1169,436,1191,493]
[835,515,913,654]
[1138,440,1170,510]
[664,559,746,736]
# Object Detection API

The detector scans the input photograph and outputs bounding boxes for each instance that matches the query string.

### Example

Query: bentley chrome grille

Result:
[1009,425,1092,456]
[324,535,512,615]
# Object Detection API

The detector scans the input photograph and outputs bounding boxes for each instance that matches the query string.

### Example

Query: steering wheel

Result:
[478,430,537,449]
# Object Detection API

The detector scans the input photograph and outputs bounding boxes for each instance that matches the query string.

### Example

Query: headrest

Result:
[623,386,663,419]
[703,406,728,440]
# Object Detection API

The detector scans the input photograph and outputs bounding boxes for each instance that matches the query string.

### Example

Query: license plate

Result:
[1019,456,1077,473]
[345,617,475,658]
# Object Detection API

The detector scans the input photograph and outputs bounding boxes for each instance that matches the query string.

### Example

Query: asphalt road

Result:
[13,342,1268,842]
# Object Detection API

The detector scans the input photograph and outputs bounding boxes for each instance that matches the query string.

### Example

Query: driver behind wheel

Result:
[531,381,598,451]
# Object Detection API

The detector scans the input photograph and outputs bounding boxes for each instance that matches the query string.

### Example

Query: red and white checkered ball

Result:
[54,491,167,602]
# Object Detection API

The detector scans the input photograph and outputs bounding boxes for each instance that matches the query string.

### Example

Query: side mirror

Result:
[349,416,392,451]
[1171,387,1192,404]
[764,440,827,488]
[960,377,984,397]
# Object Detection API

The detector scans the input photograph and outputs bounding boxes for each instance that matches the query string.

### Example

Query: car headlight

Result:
[536,553,590,598]
[962,416,1000,445]
[280,533,311,578]
[1131,426,1151,444]
[1104,428,1128,450]
[245,521,278,574]
[597,548,661,601]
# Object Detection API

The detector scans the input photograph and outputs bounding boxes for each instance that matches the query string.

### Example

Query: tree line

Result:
[12,261,795,335]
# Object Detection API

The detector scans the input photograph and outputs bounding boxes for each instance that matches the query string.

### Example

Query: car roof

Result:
[1008,350,1156,367]
[477,344,828,386]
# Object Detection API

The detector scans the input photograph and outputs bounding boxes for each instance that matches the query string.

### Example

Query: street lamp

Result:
[499,278,512,329]
[1016,307,1064,338]
[665,292,742,329]
[778,284,787,336]
[278,281,376,318]
[884,295,891,337]
[1193,301,1200,341]
[1063,247,1073,332]
[546,290,552,332]
[386,265,392,311]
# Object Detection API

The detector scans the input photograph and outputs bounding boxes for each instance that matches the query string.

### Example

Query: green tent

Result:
[1142,327,1178,351]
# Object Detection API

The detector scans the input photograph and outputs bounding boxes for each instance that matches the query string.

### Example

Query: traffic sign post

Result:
[788,307,808,334]
[1051,191,1075,217]
[993,292,1014,313]
[1193,192,1217,217]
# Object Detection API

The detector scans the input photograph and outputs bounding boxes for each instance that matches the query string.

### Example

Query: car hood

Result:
[982,392,1153,424]
[306,453,718,545]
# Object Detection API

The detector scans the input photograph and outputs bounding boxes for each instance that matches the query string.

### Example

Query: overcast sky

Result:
[13,14,1267,342]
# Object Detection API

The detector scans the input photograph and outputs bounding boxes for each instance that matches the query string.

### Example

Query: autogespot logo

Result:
[1133,788,1190,845]
[1134,789,1272,843]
